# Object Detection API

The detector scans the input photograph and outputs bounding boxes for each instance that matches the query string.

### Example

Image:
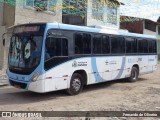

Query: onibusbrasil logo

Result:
[72,61,77,67]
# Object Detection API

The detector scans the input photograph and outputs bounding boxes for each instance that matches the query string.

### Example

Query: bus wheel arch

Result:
[72,70,88,85]
[132,64,139,75]
[66,70,87,95]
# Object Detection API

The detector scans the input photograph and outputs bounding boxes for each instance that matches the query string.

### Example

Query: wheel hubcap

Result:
[72,78,81,91]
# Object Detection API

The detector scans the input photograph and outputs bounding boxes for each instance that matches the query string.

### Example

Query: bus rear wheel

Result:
[128,67,139,82]
[66,73,84,95]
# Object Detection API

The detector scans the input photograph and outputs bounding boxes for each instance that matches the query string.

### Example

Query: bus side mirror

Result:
[3,38,5,46]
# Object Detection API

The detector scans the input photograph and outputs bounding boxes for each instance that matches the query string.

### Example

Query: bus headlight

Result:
[31,72,40,82]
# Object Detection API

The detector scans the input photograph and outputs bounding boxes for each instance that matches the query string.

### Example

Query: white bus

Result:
[6,22,158,95]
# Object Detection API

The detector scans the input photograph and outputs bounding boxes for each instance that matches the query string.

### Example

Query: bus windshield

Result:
[9,34,43,68]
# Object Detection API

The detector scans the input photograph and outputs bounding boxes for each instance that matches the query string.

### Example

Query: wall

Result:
[1,2,15,72]
[14,0,62,25]
[157,35,160,60]
[0,2,3,26]
[120,20,144,34]
[0,27,5,70]
[3,3,15,28]
[156,26,160,60]
[143,29,156,36]
[86,0,119,28]
[0,2,5,70]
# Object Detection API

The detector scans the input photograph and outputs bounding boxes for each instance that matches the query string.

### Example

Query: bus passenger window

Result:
[75,33,91,55]
[148,40,157,53]
[45,37,68,61]
[75,34,83,54]
[111,36,125,54]
[125,37,137,54]
[143,40,148,53]
[102,36,110,54]
[45,37,56,60]
[138,39,148,53]
[83,34,91,54]
[62,39,68,56]
[93,35,102,54]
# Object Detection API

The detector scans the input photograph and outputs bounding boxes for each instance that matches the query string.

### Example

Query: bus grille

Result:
[9,80,27,89]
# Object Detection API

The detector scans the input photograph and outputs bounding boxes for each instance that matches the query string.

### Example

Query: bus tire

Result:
[66,73,84,95]
[128,67,139,82]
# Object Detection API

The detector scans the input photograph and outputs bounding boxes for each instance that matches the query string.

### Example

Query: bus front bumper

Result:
[8,79,45,93]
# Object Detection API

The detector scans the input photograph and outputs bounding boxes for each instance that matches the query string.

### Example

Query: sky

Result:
[119,0,160,21]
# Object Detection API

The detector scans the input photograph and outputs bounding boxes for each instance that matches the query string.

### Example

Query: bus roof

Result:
[46,22,156,39]
[9,22,156,39]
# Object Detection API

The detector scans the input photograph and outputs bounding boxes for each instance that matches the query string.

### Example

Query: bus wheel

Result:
[128,67,139,82]
[66,73,83,95]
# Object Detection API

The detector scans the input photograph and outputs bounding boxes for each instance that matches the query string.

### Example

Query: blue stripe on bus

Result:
[91,56,126,82]
[91,57,103,82]
[114,57,126,79]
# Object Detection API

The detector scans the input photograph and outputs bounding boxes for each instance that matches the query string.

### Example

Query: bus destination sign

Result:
[14,26,40,33]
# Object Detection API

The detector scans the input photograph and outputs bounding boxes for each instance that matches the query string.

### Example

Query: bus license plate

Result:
[14,85,20,89]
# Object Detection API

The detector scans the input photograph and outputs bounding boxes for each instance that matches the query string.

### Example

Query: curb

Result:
[0,78,8,87]
[0,84,8,87]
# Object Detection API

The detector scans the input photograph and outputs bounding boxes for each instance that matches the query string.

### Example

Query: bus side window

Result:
[102,35,110,54]
[83,34,91,54]
[125,37,137,54]
[143,40,148,53]
[62,38,68,56]
[153,40,157,53]
[148,40,157,53]
[75,34,83,54]
[93,35,102,54]
[45,37,68,61]
[111,36,125,54]
[45,37,56,59]
[138,39,148,53]
[75,33,91,55]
